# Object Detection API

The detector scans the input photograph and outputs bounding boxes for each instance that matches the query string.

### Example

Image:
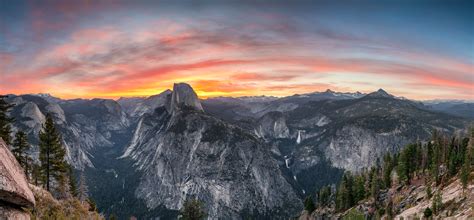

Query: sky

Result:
[0,0,473,100]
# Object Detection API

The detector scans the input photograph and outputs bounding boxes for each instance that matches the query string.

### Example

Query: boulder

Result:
[0,137,35,219]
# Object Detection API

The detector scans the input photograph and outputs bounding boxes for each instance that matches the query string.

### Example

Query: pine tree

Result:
[397,148,409,184]
[68,165,78,197]
[78,172,89,203]
[180,198,207,220]
[431,191,442,215]
[12,131,31,178]
[370,176,380,204]
[425,142,434,172]
[87,198,97,211]
[318,186,331,208]
[57,172,70,199]
[431,139,441,185]
[304,196,316,213]
[354,175,366,202]
[382,153,393,188]
[460,136,471,193]
[460,160,469,193]
[0,95,14,145]
[31,163,42,186]
[336,172,355,211]
[39,114,67,192]
[447,137,461,177]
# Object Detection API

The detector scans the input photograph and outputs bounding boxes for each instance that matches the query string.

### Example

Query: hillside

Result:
[298,131,474,220]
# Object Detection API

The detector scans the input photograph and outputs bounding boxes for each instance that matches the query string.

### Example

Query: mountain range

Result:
[4,83,471,219]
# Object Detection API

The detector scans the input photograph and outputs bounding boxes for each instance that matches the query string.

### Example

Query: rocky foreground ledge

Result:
[0,137,35,219]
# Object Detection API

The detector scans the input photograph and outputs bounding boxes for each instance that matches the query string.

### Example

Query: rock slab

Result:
[0,137,35,219]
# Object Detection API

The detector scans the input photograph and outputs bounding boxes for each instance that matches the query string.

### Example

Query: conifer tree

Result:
[431,191,442,215]
[68,165,78,197]
[39,114,67,191]
[370,176,380,203]
[460,158,469,193]
[397,149,409,184]
[318,186,331,208]
[304,196,316,213]
[430,131,442,185]
[78,172,89,203]
[425,142,434,172]
[460,134,472,193]
[31,163,42,186]
[0,95,14,145]
[12,131,31,178]
[354,175,366,202]
[335,172,355,211]
[431,142,441,185]
[180,198,207,220]
[382,153,393,188]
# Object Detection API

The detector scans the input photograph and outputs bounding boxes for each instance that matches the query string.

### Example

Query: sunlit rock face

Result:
[168,83,204,113]
[0,138,35,220]
[122,83,301,219]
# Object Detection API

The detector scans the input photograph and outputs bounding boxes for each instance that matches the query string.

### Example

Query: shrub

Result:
[423,207,433,218]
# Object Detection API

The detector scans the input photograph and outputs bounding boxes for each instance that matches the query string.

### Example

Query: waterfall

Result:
[296,130,301,144]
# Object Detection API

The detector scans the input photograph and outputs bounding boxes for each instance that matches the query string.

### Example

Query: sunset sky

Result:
[1,0,473,100]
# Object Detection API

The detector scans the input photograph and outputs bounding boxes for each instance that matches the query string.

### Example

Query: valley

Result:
[2,83,472,219]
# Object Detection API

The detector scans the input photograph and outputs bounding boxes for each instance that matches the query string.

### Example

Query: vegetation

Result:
[431,191,442,215]
[423,207,432,218]
[12,130,32,178]
[39,114,68,192]
[0,95,14,145]
[28,185,103,220]
[311,129,473,218]
[0,96,102,219]
[179,199,207,220]
[317,186,331,208]
[341,208,365,220]
[304,196,316,213]
[78,172,89,203]
[68,165,78,197]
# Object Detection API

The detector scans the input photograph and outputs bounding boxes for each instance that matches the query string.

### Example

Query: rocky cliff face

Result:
[6,95,131,169]
[254,111,290,140]
[118,90,172,118]
[282,92,467,176]
[204,90,469,194]
[0,138,35,219]
[122,83,301,219]
[3,86,472,219]
[168,83,203,113]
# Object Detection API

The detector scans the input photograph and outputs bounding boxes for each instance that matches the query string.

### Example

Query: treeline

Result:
[0,96,96,213]
[304,129,473,217]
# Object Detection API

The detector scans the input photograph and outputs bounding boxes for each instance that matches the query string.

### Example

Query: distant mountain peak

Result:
[325,89,335,93]
[366,88,393,98]
[168,83,203,113]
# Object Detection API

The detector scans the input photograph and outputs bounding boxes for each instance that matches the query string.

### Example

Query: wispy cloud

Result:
[1,1,472,100]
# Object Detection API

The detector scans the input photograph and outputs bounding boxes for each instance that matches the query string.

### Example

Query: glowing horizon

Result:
[1,1,473,101]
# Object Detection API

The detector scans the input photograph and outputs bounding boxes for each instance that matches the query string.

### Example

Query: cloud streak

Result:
[1,1,472,100]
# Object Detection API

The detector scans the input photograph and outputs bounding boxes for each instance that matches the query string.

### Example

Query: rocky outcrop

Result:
[325,125,409,172]
[168,83,204,113]
[254,111,290,140]
[122,83,301,219]
[0,138,35,219]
